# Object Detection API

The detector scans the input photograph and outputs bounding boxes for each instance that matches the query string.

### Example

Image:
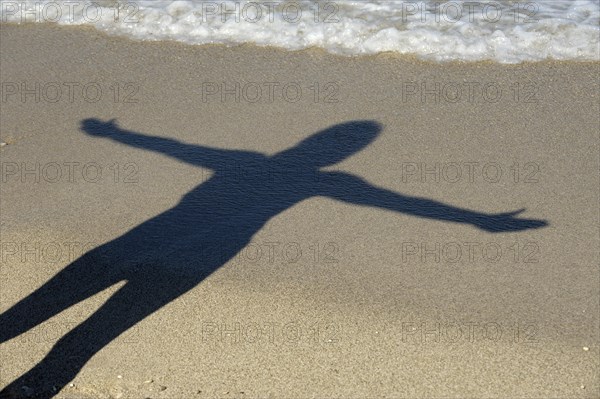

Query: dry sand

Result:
[0,23,599,398]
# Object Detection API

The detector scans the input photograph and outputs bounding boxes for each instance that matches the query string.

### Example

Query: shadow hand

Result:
[476,209,547,232]
[81,118,118,137]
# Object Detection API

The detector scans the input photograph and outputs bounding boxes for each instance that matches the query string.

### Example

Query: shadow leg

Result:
[0,273,198,399]
[0,249,121,344]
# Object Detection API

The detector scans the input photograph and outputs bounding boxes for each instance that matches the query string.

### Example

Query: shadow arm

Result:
[81,120,250,168]
[319,172,547,232]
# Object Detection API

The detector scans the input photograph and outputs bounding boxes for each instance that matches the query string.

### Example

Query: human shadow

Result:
[0,119,547,398]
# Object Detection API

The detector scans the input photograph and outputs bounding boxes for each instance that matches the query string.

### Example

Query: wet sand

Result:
[0,23,598,398]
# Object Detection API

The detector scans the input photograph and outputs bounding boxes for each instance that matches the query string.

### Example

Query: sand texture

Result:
[0,24,599,398]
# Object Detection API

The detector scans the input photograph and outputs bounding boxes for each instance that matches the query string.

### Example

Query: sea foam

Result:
[1,0,599,63]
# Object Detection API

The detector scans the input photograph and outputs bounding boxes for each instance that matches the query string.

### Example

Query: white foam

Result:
[1,0,599,62]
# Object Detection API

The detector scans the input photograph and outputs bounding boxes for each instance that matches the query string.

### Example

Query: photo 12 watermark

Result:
[1,82,140,104]
[182,240,340,267]
[401,241,540,264]
[195,1,341,24]
[201,320,341,346]
[200,81,340,104]
[0,1,140,23]
[1,241,98,264]
[0,1,541,25]
[1,162,139,184]
[401,321,540,344]
[398,2,540,23]
[400,81,539,104]
[10,320,139,344]
[396,162,541,184]
[229,241,339,265]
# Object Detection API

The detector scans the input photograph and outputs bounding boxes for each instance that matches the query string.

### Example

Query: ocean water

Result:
[1,0,599,62]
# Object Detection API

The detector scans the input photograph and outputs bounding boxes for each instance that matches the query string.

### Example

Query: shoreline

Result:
[3,22,600,67]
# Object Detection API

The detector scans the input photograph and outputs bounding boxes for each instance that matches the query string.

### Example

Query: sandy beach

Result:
[0,23,598,398]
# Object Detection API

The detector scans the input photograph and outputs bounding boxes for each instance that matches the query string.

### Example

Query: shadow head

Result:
[274,120,382,168]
